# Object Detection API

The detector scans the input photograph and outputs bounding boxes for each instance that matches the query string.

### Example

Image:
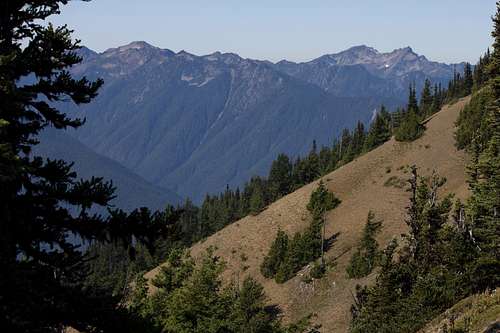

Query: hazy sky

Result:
[50,0,496,64]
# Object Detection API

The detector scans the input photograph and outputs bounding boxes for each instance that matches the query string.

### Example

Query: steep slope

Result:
[60,42,458,202]
[146,97,471,332]
[420,289,499,333]
[35,128,182,212]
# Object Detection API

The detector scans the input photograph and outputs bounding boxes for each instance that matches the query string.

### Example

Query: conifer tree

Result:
[407,83,419,115]
[364,106,391,151]
[431,84,442,114]
[464,62,474,95]
[420,79,433,116]
[348,121,366,159]
[307,180,341,266]
[395,108,424,142]
[229,277,282,333]
[260,230,289,278]
[305,140,321,182]
[350,169,471,333]
[465,1,500,265]
[391,107,403,129]
[0,2,173,331]
[339,128,352,162]
[131,249,313,333]
[268,153,293,199]
[249,184,265,215]
[318,145,333,174]
[346,211,383,278]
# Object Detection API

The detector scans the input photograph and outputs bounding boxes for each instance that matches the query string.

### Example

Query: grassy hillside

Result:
[419,289,499,333]
[145,97,471,332]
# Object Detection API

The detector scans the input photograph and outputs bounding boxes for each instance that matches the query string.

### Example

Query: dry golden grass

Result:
[145,97,471,332]
[419,289,500,333]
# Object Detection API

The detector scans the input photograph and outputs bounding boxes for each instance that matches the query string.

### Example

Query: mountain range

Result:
[45,42,465,204]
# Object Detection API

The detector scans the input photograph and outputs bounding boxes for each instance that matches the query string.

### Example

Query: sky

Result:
[50,0,497,64]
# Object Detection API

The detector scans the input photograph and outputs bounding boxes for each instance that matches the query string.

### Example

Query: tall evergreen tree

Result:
[249,183,265,215]
[268,154,293,199]
[305,140,321,182]
[260,230,289,278]
[465,1,500,264]
[395,108,425,142]
[348,121,366,159]
[420,79,433,116]
[431,84,442,114]
[464,62,474,95]
[346,211,383,278]
[364,106,391,151]
[306,180,341,266]
[407,83,419,115]
[339,128,352,162]
[0,2,172,331]
[318,145,333,175]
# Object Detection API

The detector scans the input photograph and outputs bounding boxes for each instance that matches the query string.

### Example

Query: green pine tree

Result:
[249,188,265,216]
[0,2,173,331]
[464,2,500,269]
[364,106,392,151]
[407,83,419,115]
[260,229,289,278]
[464,62,474,95]
[420,79,434,116]
[268,153,293,200]
[346,211,383,278]
[395,109,425,142]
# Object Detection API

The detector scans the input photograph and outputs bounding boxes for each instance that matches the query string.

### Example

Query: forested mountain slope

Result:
[60,42,459,202]
[35,128,182,212]
[146,97,471,332]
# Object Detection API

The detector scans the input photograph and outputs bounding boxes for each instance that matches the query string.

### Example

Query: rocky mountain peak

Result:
[120,41,155,51]
[176,50,196,61]
[345,45,380,55]
[388,46,420,61]
[394,46,415,54]
[316,45,380,66]
[204,51,222,61]
[201,51,243,65]
[76,46,98,61]
[102,41,157,56]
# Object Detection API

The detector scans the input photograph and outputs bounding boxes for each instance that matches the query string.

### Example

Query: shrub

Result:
[310,262,326,279]
[395,111,425,142]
